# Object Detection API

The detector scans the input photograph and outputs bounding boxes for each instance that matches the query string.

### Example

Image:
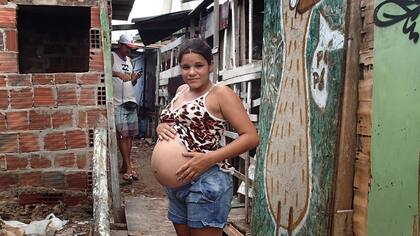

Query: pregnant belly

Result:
[151,137,190,188]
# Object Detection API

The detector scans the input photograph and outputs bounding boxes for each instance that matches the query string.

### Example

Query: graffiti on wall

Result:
[374,0,420,44]
[252,0,347,235]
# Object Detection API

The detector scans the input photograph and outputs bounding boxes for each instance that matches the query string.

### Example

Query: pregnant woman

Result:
[151,38,259,236]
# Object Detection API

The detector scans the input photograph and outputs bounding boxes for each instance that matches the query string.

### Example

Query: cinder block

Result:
[34,87,55,107]
[7,74,31,87]
[32,74,54,85]
[66,171,88,190]
[19,132,40,152]
[0,113,5,132]
[54,152,76,168]
[66,130,87,149]
[57,86,77,106]
[0,172,18,190]
[5,30,17,52]
[86,108,107,127]
[43,131,66,151]
[19,171,42,186]
[30,155,52,169]
[0,8,16,28]
[55,73,77,84]
[6,155,29,170]
[29,110,51,130]
[42,171,65,189]
[0,90,8,109]
[0,134,18,153]
[77,73,100,85]
[10,88,33,109]
[78,87,96,105]
[90,7,100,28]
[0,52,18,73]
[89,50,104,72]
[51,110,73,128]
[0,75,6,86]
[6,111,29,130]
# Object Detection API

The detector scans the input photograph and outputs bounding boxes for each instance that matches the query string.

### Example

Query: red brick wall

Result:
[0,3,108,197]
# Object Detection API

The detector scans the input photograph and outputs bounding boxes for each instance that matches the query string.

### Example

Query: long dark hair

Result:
[178,38,212,65]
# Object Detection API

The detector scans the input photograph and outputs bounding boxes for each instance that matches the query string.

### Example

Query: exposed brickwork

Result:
[6,155,29,170]
[0,89,8,109]
[10,88,33,109]
[0,134,18,153]
[0,75,6,86]
[54,153,75,168]
[42,171,65,189]
[0,155,6,170]
[79,87,96,105]
[0,52,18,73]
[44,132,66,151]
[52,110,73,128]
[30,155,52,169]
[5,30,17,52]
[78,73,100,85]
[90,7,100,28]
[89,50,104,71]
[76,152,88,169]
[29,110,51,130]
[0,4,107,196]
[66,171,88,189]
[0,8,16,28]
[34,87,55,107]
[19,171,42,186]
[19,132,40,152]
[57,86,77,105]
[66,130,87,149]
[7,74,31,87]
[0,173,18,190]
[0,113,5,132]
[6,111,28,130]
[32,74,54,85]
[86,108,106,127]
[77,110,87,128]
[55,73,77,84]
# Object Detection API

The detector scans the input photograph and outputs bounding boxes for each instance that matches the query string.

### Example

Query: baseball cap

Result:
[118,34,137,49]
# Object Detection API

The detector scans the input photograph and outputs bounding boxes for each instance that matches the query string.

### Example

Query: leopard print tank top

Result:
[159,85,234,173]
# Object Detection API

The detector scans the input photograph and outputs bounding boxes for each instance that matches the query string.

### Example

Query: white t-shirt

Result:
[112,51,137,106]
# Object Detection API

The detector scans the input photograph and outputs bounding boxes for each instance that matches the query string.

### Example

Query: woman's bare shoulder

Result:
[213,84,235,95]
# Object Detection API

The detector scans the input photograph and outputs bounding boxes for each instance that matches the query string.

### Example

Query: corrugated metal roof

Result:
[112,0,135,20]
[131,0,213,45]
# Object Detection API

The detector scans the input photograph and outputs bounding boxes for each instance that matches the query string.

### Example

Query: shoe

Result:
[131,171,139,181]
[122,173,133,182]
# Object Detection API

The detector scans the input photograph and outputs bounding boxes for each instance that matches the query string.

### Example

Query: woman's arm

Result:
[177,85,259,180]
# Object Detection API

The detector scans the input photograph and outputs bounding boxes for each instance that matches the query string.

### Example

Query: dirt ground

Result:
[119,138,166,199]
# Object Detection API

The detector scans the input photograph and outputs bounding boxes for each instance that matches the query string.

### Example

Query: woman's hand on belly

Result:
[176,152,214,182]
[156,123,176,141]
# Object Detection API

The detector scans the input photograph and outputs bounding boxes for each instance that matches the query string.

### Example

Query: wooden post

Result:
[99,0,123,223]
[240,0,246,66]
[330,0,361,234]
[248,0,253,63]
[93,114,111,236]
[231,0,239,67]
[213,0,220,83]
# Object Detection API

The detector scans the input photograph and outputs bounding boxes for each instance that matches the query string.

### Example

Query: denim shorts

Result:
[165,165,233,228]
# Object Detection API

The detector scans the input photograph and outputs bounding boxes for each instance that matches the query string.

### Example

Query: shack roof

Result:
[112,0,135,21]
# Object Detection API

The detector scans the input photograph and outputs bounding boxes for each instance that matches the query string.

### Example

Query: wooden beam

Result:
[93,114,111,236]
[331,0,361,235]
[221,72,261,86]
[213,0,220,83]
[224,223,244,236]
[99,0,123,223]
[248,0,253,63]
[112,24,137,31]
[160,66,181,80]
[160,36,186,53]
[221,62,262,80]
[240,0,246,66]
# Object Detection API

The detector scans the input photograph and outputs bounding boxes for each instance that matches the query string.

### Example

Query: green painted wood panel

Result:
[369,1,420,235]
[251,0,347,235]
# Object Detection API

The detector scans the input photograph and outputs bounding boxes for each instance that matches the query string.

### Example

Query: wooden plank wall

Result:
[352,0,374,235]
